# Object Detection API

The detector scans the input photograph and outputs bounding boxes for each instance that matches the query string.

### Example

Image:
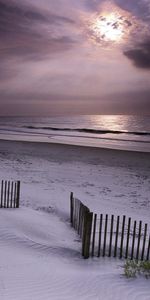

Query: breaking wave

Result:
[24,126,150,136]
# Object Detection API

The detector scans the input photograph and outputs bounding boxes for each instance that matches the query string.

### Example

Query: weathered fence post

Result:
[82,211,93,259]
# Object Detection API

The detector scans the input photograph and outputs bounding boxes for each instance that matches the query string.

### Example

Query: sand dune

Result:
[0,139,150,299]
[0,208,150,300]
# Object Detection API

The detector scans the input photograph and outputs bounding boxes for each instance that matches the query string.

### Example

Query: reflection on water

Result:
[89,115,127,131]
[86,115,150,133]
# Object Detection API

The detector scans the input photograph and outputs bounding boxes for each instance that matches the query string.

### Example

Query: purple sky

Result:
[0,0,150,116]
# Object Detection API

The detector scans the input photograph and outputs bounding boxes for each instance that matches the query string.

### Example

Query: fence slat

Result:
[98,214,103,257]
[114,216,120,257]
[146,236,150,261]
[14,182,17,208]
[74,199,76,230]
[80,204,84,236]
[1,180,4,208]
[91,214,97,257]
[125,217,131,259]
[136,220,142,261]
[7,181,10,208]
[10,182,14,208]
[76,200,78,231]
[103,214,108,257]
[109,215,114,257]
[82,209,89,256]
[77,200,80,233]
[131,220,136,260]
[70,192,74,225]
[120,215,126,259]
[141,223,147,261]
[4,181,7,208]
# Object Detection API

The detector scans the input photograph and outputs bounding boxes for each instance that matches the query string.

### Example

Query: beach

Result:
[0,139,150,299]
[0,0,150,296]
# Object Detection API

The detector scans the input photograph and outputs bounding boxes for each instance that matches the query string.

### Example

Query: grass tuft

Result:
[124,260,150,278]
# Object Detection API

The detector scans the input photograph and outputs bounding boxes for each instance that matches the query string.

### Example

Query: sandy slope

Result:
[0,140,150,300]
[0,208,150,300]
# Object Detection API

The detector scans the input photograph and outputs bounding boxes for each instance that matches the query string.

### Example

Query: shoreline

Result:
[0,133,150,153]
[0,136,150,157]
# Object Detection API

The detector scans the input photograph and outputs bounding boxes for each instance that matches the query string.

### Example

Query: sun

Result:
[92,13,124,43]
[87,2,135,46]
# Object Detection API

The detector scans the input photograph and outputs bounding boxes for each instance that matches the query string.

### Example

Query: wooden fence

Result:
[70,192,150,260]
[0,180,20,208]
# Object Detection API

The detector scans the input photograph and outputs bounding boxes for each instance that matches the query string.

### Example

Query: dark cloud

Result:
[114,0,150,21]
[0,1,48,23]
[0,0,75,63]
[0,0,74,26]
[124,41,150,69]
[124,20,132,27]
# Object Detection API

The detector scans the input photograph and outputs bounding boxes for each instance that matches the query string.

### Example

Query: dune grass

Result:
[124,260,150,278]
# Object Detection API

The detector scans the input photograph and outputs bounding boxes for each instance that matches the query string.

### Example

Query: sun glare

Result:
[88,2,136,46]
[92,13,124,42]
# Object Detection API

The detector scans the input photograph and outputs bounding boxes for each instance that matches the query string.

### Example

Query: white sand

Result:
[0,140,150,300]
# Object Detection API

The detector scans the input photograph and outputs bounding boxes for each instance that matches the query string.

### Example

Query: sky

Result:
[0,0,150,116]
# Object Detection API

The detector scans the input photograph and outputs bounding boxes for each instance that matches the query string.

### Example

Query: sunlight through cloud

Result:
[86,1,145,47]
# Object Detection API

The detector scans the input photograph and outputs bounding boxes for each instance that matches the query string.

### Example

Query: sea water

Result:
[0,115,149,152]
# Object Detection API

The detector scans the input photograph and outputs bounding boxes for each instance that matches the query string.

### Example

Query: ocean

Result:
[0,115,149,152]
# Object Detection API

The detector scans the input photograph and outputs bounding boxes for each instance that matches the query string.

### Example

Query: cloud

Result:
[0,0,150,116]
[84,0,102,11]
[0,0,76,63]
[114,0,150,21]
[124,40,150,69]
[0,63,17,81]
[85,0,150,21]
